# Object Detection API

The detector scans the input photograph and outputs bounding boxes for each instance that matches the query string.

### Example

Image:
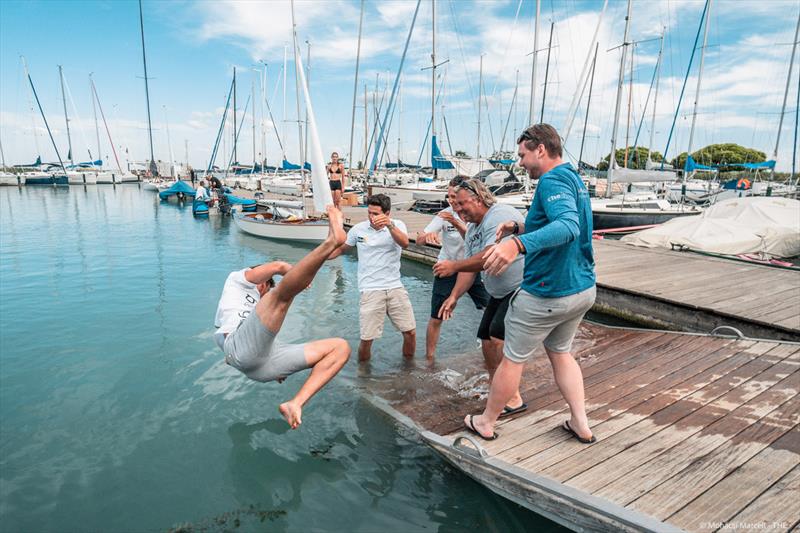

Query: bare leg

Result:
[546,347,592,440]
[279,337,351,429]
[333,189,342,209]
[401,329,416,358]
[257,206,346,333]
[358,339,373,362]
[466,357,525,438]
[425,318,442,359]
[484,338,523,408]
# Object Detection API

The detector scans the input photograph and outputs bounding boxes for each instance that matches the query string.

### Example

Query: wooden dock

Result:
[366,323,800,532]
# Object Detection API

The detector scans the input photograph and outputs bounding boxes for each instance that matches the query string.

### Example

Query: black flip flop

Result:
[562,420,596,444]
[465,415,499,441]
[499,402,528,418]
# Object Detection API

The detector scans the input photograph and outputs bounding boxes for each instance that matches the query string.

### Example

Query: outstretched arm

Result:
[245,261,292,284]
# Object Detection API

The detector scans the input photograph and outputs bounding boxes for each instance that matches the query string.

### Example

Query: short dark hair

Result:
[367,193,391,213]
[517,123,563,158]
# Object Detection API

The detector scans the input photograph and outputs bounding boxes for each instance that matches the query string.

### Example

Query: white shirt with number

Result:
[346,219,408,292]
[423,206,465,261]
[213,269,259,350]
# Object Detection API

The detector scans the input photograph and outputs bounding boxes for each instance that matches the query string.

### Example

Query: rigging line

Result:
[447,0,477,108]
[262,66,286,155]
[488,0,524,99]
[62,71,94,161]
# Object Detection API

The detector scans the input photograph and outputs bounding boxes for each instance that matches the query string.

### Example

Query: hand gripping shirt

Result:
[464,203,525,299]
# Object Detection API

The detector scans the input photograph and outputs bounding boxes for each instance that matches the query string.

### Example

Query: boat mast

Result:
[252,74,257,168]
[90,74,101,164]
[646,31,665,166]
[58,66,74,166]
[578,43,598,167]
[348,0,365,181]
[605,0,632,197]
[304,40,311,167]
[363,83,368,171]
[528,0,540,125]
[624,43,634,168]
[793,65,799,183]
[290,0,306,217]
[163,106,175,177]
[686,0,712,169]
[233,67,237,165]
[282,44,288,163]
[432,0,437,178]
[138,0,157,177]
[90,77,123,173]
[476,53,483,159]
[24,59,67,177]
[539,21,554,123]
[772,10,800,179]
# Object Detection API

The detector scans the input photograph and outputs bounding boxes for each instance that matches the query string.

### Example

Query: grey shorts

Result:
[504,286,596,363]
[223,311,309,383]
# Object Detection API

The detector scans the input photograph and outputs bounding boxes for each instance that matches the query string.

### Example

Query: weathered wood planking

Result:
[366,324,800,532]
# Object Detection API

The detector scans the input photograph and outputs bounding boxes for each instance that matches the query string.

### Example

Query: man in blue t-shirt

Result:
[463,124,598,444]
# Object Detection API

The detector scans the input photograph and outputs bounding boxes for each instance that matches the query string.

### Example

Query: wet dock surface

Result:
[368,323,800,532]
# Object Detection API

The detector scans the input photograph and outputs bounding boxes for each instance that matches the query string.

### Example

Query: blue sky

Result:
[1,0,799,171]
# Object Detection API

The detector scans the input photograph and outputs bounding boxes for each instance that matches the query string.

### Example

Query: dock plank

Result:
[564,348,798,494]
[537,342,786,484]
[726,465,800,532]
[593,368,799,505]
[630,397,800,520]
[667,429,800,531]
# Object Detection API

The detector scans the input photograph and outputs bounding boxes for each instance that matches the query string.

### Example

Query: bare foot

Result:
[279,401,303,430]
[325,205,346,246]
[464,413,495,439]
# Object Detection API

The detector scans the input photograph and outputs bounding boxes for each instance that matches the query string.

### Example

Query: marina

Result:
[2,0,800,530]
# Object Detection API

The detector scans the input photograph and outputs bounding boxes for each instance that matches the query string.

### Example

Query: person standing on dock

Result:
[214,206,351,430]
[464,124,596,443]
[326,152,345,209]
[328,194,416,362]
[435,179,527,417]
[416,176,489,359]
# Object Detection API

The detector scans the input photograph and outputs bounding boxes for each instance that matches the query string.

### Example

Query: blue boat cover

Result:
[489,158,515,166]
[159,180,197,199]
[282,159,301,170]
[431,135,455,170]
[684,155,715,172]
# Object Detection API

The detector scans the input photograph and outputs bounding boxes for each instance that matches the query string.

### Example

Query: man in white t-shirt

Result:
[214,206,350,430]
[416,176,489,359]
[195,180,209,201]
[328,194,416,362]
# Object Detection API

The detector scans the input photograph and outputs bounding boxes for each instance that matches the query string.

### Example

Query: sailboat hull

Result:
[234,213,328,242]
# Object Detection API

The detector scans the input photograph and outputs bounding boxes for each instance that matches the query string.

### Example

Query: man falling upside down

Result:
[213,206,350,429]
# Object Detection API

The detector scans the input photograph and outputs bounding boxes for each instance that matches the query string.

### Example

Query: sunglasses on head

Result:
[457,181,479,196]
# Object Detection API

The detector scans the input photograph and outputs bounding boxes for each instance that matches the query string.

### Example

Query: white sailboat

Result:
[234,1,332,243]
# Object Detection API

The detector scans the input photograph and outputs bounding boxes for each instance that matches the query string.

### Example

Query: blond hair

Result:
[458,178,496,207]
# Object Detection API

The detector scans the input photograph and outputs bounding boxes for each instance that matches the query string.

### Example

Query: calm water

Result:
[0,186,564,532]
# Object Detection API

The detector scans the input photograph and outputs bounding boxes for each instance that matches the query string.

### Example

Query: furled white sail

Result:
[294,48,333,213]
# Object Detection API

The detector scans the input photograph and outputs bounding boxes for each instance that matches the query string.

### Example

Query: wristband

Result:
[512,236,526,254]
[512,221,519,235]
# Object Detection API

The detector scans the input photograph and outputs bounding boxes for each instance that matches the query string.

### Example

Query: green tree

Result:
[670,143,767,171]
[597,146,663,171]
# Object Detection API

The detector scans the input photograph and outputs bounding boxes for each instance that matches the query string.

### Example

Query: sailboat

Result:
[234,0,332,242]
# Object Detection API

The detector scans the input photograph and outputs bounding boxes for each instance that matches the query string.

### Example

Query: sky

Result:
[1,0,799,172]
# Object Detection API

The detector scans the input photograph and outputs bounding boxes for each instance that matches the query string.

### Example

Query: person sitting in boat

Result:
[435,178,527,420]
[195,180,210,201]
[214,206,350,430]
[326,152,345,209]
[465,124,596,443]
[327,194,416,362]
[416,175,489,359]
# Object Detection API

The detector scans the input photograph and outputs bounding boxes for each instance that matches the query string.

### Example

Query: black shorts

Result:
[329,180,343,191]
[430,274,490,319]
[477,290,516,341]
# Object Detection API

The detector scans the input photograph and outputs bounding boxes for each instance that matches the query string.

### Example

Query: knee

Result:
[335,338,351,361]
[403,329,416,339]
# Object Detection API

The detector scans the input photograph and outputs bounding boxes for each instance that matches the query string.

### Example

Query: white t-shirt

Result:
[196,185,209,200]
[213,269,260,350]
[423,206,465,261]
[346,219,408,292]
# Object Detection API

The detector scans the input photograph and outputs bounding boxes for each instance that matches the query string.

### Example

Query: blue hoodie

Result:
[518,163,595,298]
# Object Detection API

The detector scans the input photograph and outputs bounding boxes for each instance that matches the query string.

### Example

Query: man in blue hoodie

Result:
[463,124,597,444]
